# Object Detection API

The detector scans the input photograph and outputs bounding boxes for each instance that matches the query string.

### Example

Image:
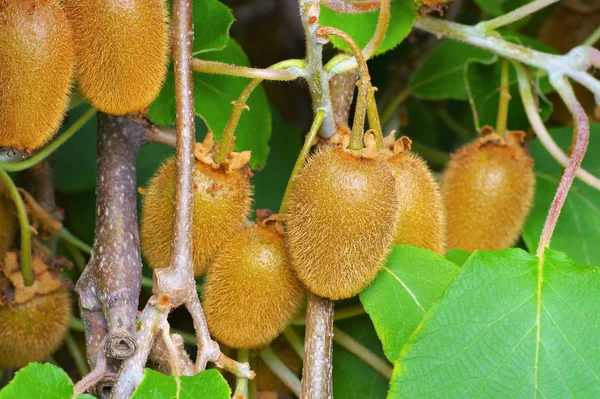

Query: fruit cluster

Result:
[0,0,169,150]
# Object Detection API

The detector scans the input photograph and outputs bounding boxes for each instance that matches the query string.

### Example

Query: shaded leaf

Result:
[320,0,416,57]
[523,123,600,266]
[389,248,600,398]
[131,369,230,399]
[360,245,460,362]
[191,0,233,54]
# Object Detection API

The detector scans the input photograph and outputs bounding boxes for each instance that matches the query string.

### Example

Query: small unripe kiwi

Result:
[203,220,304,349]
[285,146,398,300]
[0,185,17,257]
[387,138,446,254]
[141,156,252,277]
[65,0,168,115]
[441,128,534,251]
[0,0,74,150]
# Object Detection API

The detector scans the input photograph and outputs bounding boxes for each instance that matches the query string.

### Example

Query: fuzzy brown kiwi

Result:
[387,138,446,254]
[0,184,17,258]
[0,254,71,368]
[65,0,168,115]
[0,0,74,150]
[203,219,305,349]
[441,127,534,251]
[141,156,252,277]
[285,145,398,300]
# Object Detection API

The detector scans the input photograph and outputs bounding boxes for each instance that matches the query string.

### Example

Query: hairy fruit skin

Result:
[285,146,398,300]
[441,131,534,251]
[0,289,71,368]
[0,0,74,150]
[388,151,446,254]
[141,156,252,277]
[65,0,168,115]
[203,223,304,349]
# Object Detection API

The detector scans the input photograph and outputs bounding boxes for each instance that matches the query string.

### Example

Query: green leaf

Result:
[332,315,390,399]
[389,248,600,398]
[148,40,271,168]
[445,248,471,266]
[473,0,532,17]
[131,369,230,399]
[409,40,495,100]
[320,0,416,57]
[55,105,97,193]
[0,363,75,399]
[360,245,460,362]
[191,0,233,54]
[523,123,600,266]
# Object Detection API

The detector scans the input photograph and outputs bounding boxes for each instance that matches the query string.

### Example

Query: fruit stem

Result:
[495,59,511,137]
[537,75,589,256]
[233,349,250,399]
[260,346,302,396]
[320,0,380,13]
[380,87,411,129]
[64,332,90,377]
[0,168,33,286]
[367,85,384,149]
[283,327,305,360]
[0,107,96,173]
[583,25,600,47]
[514,62,600,190]
[317,27,371,150]
[476,0,558,32]
[332,326,393,380]
[300,1,337,139]
[301,293,334,399]
[213,60,307,165]
[326,0,391,74]
[57,228,92,255]
[279,109,326,215]
[193,59,306,81]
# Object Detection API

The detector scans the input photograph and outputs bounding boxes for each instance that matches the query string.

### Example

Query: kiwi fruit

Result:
[0,0,74,150]
[0,254,71,368]
[65,0,168,115]
[141,155,252,277]
[387,138,446,254]
[0,184,17,258]
[203,219,304,349]
[441,127,534,251]
[285,145,398,300]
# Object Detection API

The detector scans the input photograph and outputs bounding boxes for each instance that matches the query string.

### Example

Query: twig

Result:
[58,229,92,255]
[583,25,600,47]
[192,59,305,80]
[300,293,334,399]
[537,75,590,256]
[320,0,380,14]
[146,125,177,148]
[260,347,302,397]
[0,169,33,285]
[476,0,559,32]
[332,327,392,380]
[300,1,337,138]
[283,327,305,360]
[0,108,96,172]
[514,62,600,190]
[73,349,107,398]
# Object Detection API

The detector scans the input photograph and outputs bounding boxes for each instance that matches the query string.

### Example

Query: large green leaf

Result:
[320,0,416,57]
[523,123,600,266]
[148,40,271,168]
[389,248,600,398]
[332,315,390,399]
[131,369,230,398]
[360,245,460,362]
[191,0,233,54]
[409,40,494,100]
[0,363,90,399]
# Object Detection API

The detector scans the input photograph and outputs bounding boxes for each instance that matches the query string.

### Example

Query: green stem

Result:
[233,349,250,399]
[58,228,92,255]
[332,327,392,380]
[283,326,305,360]
[213,60,306,165]
[279,109,326,214]
[0,169,33,286]
[496,59,511,137]
[193,59,305,81]
[66,244,87,272]
[64,332,90,377]
[259,347,301,396]
[367,86,383,149]
[476,0,559,32]
[380,87,411,128]
[291,304,365,325]
[583,25,600,47]
[0,108,96,172]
